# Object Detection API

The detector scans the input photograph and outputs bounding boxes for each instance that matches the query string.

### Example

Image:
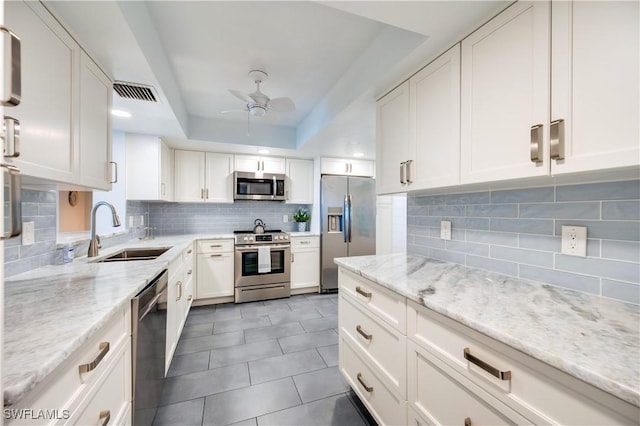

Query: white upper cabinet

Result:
[550,1,639,174]
[321,158,374,177]
[174,150,233,203]
[234,154,286,174]
[78,52,112,190]
[126,135,173,201]
[285,158,314,204]
[376,81,410,194]
[460,1,551,184]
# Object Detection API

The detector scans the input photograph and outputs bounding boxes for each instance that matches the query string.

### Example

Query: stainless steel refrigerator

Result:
[321,175,376,292]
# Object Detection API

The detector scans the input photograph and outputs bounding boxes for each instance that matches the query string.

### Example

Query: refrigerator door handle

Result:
[347,194,352,243]
[343,195,349,243]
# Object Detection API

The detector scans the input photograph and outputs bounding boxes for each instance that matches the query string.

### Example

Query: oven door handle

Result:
[235,244,291,251]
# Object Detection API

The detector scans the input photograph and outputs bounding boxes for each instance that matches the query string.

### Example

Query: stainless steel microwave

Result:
[234,171,287,201]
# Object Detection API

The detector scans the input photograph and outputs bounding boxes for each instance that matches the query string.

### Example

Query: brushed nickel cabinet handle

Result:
[291,253,295,263]
[356,325,372,341]
[176,281,182,301]
[99,410,110,426]
[550,119,565,160]
[300,240,310,245]
[355,286,371,299]
[187,295,192,301]
[201,188,205,200]
[187,269,193,275]
[109,161,118,183]
[79,342,110,374]
[0,163,21,240]
[530,124,543,163]
[210,244,223,248]
[463,347,511,380]
[464,417,472,426]
[210,254,223,258]
[187,249,193,254]
[406,159,413,184]
[3,116,20,157]
[0,26,21,106]
[356,373,373,392]
[399,161,406,184]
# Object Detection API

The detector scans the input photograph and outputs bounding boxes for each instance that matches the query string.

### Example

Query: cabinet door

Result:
[234,154,261,172]
[286,158,314,204]
[174,150,205,202]
[348,159,375,178]
[291,248,319,289]
[551,1,639,174]
[166,263,185,371]
[196,253,234,299]
[321,158,350,175]
[125,134,161,200]
[261,156,286,174]
[410,44,460,190]
[205,152,233,203]
[160,142,173,201]
[7,1,78,183]
[79,52,112,190]
[376,81,410,194]
[460,1,550,184]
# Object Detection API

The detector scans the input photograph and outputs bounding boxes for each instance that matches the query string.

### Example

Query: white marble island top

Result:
[334,253,640,407]
[3,233,233,406]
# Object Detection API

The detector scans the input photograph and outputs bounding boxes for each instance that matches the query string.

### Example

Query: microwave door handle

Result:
[273,175,276,199]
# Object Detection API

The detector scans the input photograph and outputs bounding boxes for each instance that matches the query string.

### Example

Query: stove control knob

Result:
[243,237,248,241]
[276,235,281,240]
[250,236,254,241]
[284,235,289,240]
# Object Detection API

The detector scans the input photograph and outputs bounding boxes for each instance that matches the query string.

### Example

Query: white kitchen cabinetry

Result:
[174,150,233,203]
[6,1,112,190]
[285,159,314,204]
[321,158,374,177]
[8,307,131,425]
[460,1,551,184]
[377,45,460,195]
[234,154,286,174]
[125,135,173,201]
[196,239,235,303]
[290,236,319,293]
[550,1,639,174]
[166,244,195,371]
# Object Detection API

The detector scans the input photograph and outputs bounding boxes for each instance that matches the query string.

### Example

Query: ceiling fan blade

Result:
[269,97,295,112]
[229,89,253,104]
[221,108,248,114]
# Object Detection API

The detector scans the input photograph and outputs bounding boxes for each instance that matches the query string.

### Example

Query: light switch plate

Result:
[440,221,452,240]
[561,225,587,257]
[283,215,289,223]
[22,221,35,246]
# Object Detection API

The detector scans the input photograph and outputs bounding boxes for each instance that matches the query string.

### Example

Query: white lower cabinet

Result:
[166,244,194,372]
[290,236,319,293]
[196,239,235,302]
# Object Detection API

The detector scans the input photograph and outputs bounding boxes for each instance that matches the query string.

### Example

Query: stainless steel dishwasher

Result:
[131,269,168,426]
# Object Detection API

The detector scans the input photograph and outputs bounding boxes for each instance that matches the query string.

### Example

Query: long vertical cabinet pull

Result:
[550,119,565,160]
[530,124,543,163]
[0,26,21,106]
[109,161,118,183]
[405,159,414,184]
[400,161,406,184]
[3,116,19,158]
[0,163,21,239]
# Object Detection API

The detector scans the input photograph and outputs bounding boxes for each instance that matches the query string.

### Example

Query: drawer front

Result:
[291,236,319,249]
[407,300,639,425]
[197,239,234,254]
[407,340,524,426]
[339,269,406,333]
[340,336,407,426]
[340,294,406,397]
[71,343,131,426]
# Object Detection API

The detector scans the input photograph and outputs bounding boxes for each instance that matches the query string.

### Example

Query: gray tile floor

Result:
[152,293,376,426]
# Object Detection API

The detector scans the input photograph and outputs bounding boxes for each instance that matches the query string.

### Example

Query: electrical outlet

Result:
[561,225,587,257]
[440,220,452,240]
[22,221,35,246]
[283,214,289,223]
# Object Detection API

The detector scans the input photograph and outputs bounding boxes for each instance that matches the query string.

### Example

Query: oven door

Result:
[234,244,291,287]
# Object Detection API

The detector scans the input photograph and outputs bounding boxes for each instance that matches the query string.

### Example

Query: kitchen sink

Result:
[94,247,170,262]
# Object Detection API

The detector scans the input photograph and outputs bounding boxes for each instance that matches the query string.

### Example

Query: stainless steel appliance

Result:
[321,175,376,292]
[234,171,287,201]
[234,230,291,302]
[132,270,168,426]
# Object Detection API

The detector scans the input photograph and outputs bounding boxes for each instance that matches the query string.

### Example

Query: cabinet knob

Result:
[464,417,472,426]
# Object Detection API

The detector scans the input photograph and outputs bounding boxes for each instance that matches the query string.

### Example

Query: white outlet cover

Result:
[561,225,587,257]
[440,221,452,240]
[22,221,35,246]
[283,214,289,223]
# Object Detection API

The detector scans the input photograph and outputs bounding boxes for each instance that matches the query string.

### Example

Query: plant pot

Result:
[297,222,307,232]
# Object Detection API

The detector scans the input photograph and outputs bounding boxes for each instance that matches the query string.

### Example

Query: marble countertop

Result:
[334,253,640,407]
[3,234,232,406]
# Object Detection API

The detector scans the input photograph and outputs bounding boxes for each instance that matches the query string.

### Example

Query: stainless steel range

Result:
[234,229,291,303]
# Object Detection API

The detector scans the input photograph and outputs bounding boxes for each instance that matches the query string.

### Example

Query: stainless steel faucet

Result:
[88,201,121,257]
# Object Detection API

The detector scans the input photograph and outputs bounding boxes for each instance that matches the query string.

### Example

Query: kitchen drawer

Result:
[407,300,639,425]
[69,342,131,426]
[340,336,406,426]
[339,268,406,333]
[339,294,406,397]
[291,236,319,249]
[8,307,130,424]
[407,339,528,426]
[197,239,234,254]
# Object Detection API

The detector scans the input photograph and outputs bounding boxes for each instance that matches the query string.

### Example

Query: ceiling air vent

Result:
[113,81,158,102]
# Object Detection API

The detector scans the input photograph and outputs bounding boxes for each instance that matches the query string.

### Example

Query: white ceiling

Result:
[44,1,509,160]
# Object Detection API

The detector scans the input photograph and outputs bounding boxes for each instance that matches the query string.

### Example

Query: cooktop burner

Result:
[233,229,282,234]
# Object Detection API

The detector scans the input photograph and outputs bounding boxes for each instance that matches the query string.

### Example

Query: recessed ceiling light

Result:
[258,149,270,154]
[353,152,364,158]
[111,109,132,118]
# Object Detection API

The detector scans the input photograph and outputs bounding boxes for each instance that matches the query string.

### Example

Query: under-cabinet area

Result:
[335,256,640,426]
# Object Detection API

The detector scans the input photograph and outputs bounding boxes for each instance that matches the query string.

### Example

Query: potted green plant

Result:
[293,208,310,232]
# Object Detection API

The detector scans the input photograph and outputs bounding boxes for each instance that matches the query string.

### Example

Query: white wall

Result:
[376,193,407,254]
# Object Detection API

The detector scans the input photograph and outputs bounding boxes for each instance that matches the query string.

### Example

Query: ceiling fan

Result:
[223,70,296,120]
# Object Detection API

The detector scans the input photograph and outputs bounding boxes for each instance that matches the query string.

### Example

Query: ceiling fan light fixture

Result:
[250,104,267,117]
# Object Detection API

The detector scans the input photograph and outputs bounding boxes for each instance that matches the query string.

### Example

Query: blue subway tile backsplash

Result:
[407,179,640,304]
